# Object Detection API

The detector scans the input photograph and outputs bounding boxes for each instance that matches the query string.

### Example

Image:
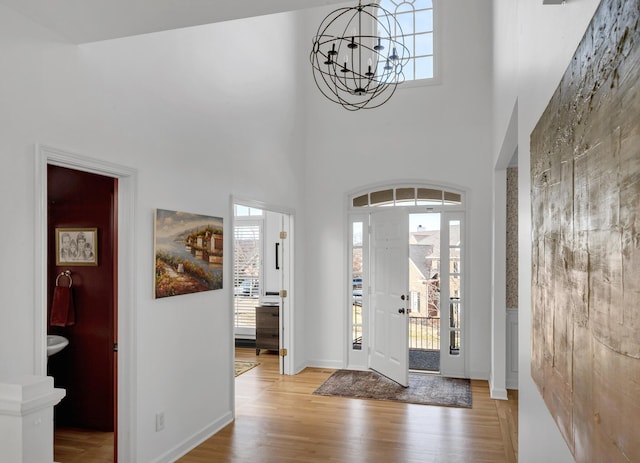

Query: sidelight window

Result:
[351,221,364,350]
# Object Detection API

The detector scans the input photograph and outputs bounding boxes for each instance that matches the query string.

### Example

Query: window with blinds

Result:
[234,222,262,336]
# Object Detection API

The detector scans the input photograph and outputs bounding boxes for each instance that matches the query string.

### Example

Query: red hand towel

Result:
[50,286,75,327]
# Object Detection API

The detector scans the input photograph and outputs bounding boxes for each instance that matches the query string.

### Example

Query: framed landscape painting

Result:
[154,209,223,298]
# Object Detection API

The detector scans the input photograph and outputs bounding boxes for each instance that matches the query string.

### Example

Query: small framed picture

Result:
[55,228,98,266]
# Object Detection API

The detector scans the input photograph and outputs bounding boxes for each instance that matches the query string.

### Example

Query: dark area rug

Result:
[313,369,472,408]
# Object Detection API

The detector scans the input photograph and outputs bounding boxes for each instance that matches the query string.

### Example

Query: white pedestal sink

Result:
[46,335,69,357]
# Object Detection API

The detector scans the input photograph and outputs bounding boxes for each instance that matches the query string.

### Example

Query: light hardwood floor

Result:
[180,348,518,463]
[55,348,518,462]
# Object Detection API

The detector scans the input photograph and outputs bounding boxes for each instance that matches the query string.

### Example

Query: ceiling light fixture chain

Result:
[310,1,409,111]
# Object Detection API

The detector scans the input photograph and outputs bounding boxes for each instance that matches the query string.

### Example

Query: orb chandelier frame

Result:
[310,1,410,111]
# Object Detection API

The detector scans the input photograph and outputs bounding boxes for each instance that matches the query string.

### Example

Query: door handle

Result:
[398,308,405,314]
[400,294,406,300]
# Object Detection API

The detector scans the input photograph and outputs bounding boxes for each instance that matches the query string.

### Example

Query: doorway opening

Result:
[47,165,117,460]
[408,213,441,373]
[232,200,294,377]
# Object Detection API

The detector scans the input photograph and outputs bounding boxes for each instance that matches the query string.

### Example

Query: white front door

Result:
[370,209,409,386]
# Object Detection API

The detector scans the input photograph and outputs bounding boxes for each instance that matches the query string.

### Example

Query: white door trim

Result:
[346,181,470,377]
[35,144,138,462]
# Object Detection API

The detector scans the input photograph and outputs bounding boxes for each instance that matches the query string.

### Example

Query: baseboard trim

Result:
[489,372,508,400]
[470,369,490,381]
[305,359,344,370]
[490,383,508,400]
[152,411,233,463]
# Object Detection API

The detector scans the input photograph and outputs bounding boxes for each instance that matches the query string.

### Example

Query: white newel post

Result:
[0,376,65,463]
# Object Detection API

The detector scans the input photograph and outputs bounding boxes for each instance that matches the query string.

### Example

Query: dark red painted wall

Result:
[47,165,116,431]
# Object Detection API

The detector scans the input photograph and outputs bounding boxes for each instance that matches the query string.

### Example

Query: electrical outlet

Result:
[155,412,165,432]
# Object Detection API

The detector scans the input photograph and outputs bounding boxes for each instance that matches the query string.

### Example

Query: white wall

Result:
[492,0,600,461]
[0,5,306,461]
[300,0,494,378]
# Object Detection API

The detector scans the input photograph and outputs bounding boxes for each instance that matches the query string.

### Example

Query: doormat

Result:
[235,361,259,377]
[409,349,440,371]
[313,369,472,408]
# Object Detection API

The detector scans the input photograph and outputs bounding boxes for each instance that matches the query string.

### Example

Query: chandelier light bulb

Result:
[365,57,374,78]
[341,55,349,73]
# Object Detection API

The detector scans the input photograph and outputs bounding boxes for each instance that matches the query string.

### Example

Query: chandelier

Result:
[310,1,409,111]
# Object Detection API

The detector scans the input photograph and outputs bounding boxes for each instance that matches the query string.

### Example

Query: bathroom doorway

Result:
[47,165,117,460]
[35,145,137,463]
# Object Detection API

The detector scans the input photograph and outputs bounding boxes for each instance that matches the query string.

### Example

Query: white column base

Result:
[0,375,65,463]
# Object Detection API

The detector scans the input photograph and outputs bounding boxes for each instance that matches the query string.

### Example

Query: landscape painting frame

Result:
[154,209,224,299]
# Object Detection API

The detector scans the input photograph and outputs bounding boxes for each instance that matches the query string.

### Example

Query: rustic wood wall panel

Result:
[530,0,640,461]
[506,167,519,309]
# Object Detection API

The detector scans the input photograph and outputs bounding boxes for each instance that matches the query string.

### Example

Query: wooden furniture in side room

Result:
[255,305,279,355]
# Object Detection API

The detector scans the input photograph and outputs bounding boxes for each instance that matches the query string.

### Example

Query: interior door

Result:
[370,209,409,386]
[277,213,288,375]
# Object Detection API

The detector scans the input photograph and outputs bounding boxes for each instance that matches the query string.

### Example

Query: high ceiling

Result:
[0,0,346,43]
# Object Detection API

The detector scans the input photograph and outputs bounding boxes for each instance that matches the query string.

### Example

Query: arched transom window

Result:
[351,186,461,208]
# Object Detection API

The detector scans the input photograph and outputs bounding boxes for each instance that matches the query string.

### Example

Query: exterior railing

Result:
[237,300,441,352]
[409,316,440,350]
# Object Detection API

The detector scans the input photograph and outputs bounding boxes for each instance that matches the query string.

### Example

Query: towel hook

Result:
[56,270,72,288]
